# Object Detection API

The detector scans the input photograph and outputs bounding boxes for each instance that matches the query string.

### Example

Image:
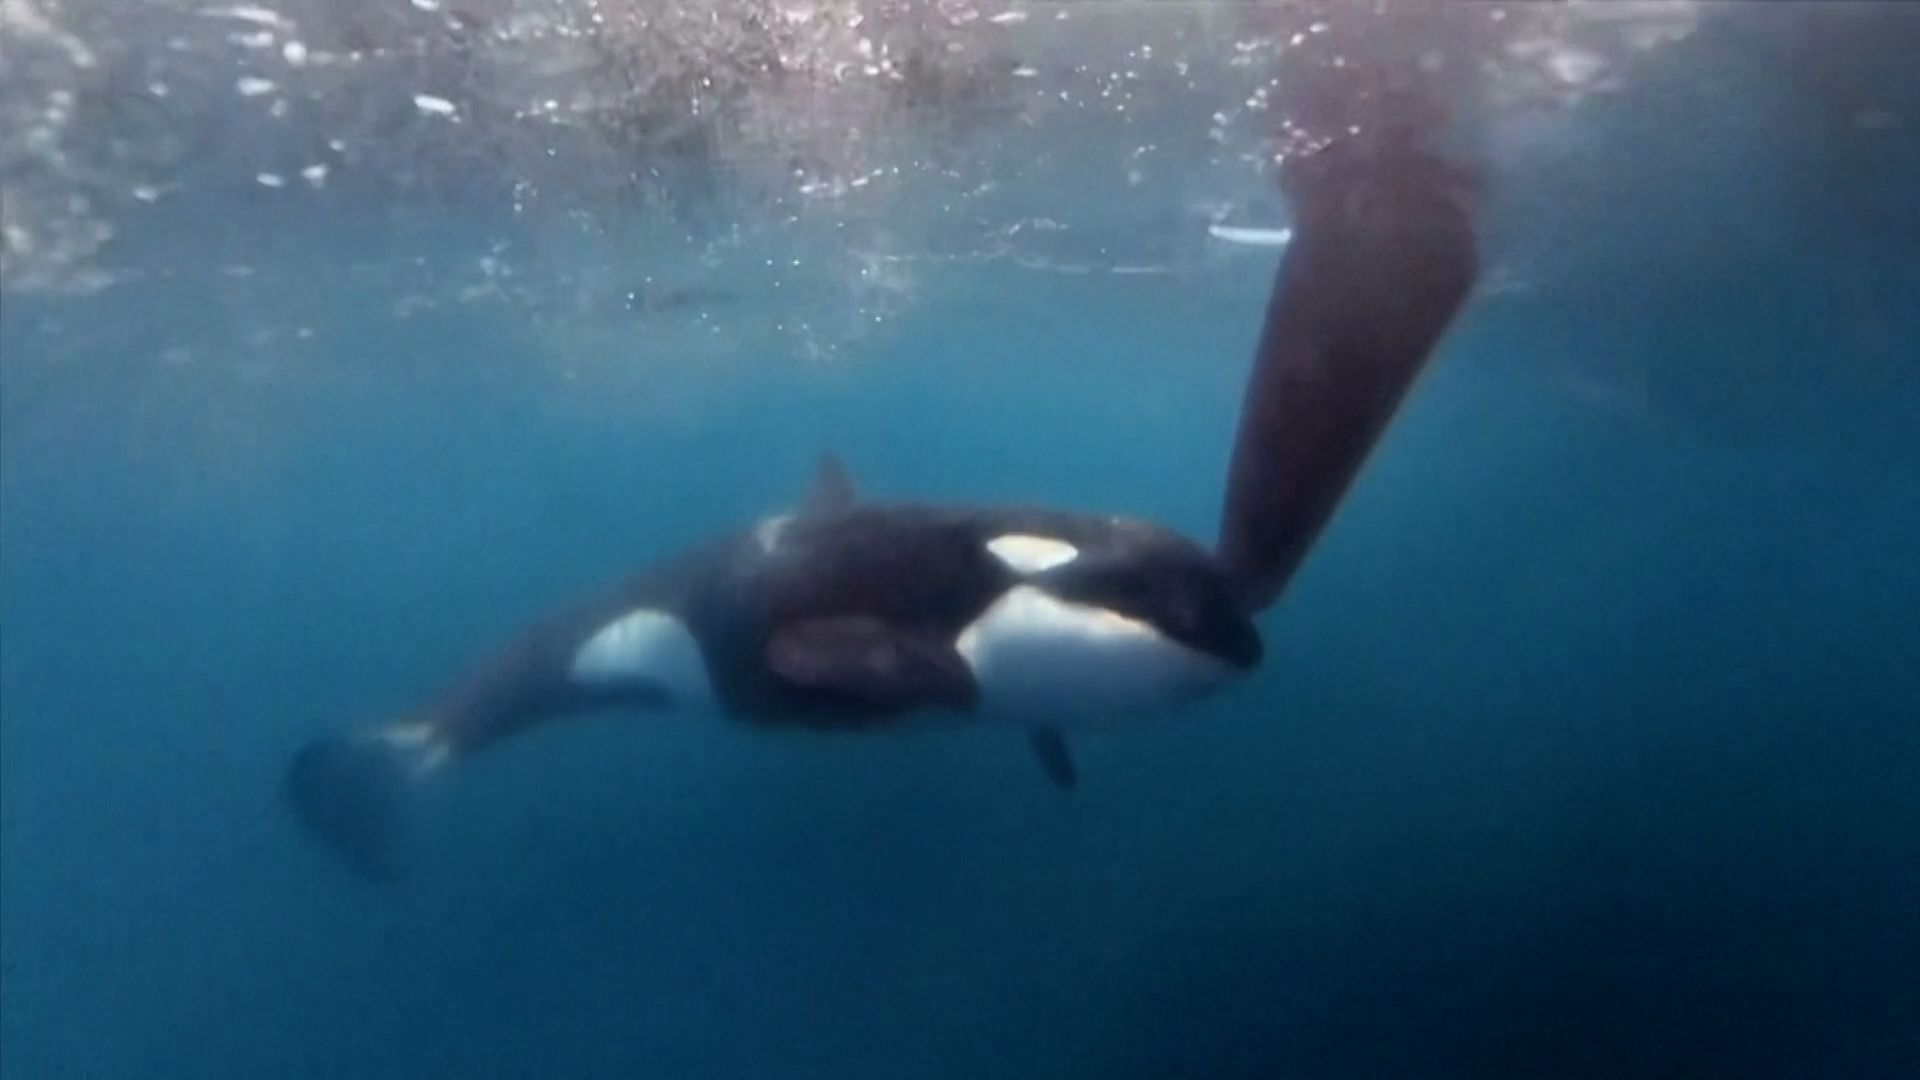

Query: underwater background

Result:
[3,2,1917,1076]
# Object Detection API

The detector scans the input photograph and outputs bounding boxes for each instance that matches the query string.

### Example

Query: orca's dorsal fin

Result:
[802,454,857,516]
[1215,95,1480,615]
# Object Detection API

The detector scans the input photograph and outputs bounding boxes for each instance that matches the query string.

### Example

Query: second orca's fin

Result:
[1216,111,1481,614]
[802,454,857,516]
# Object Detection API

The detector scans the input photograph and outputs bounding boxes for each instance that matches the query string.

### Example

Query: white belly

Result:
[954,586,1236,728]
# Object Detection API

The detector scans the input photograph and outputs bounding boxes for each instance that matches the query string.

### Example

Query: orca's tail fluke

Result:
[283,722,447,880]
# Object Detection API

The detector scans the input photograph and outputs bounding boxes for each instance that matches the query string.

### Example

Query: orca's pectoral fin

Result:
[1026,727,1077,790]
[1216,117,1481,614]
[766,616,976,718]
[801,454,857,516]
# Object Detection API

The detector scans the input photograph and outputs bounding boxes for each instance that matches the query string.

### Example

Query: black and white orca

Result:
[285,125,1481,879]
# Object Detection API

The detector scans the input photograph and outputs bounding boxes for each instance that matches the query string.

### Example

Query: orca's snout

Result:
[1159,589,1262,674]
[1216,620,1264,672]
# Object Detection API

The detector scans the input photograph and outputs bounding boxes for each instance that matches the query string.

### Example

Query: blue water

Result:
[5,15,1920,1079]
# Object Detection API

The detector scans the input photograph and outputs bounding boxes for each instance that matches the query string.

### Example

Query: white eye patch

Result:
[985,534,1080,575]
[570,608,714,706]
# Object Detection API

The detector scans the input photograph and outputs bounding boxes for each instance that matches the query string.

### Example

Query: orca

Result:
[284,120,1481,880]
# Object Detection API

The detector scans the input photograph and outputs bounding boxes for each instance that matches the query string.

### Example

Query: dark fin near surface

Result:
[1026,727,1077,790]
[1217,98,1481,613]
[283,730,438,880]
[801,454,857,516]
[766,615,977,720]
